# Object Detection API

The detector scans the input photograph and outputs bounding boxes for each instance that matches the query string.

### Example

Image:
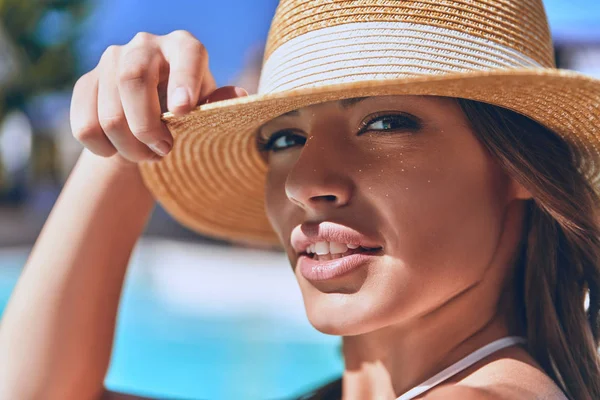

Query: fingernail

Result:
[234,87,249,97]
[171,87,190,108]
[149,141,172,157]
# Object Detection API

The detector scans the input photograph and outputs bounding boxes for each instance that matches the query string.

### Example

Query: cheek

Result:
[401,156,507,270]
[264,157,295,243]
[365,135,510,310]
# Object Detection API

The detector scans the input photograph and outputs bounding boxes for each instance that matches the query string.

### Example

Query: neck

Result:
[340,269,523,400]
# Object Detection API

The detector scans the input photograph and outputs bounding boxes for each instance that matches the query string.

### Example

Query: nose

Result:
[284,143,353,213]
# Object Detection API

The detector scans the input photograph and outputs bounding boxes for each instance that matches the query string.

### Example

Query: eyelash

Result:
[257,129,306,153]
[257,112,421,153]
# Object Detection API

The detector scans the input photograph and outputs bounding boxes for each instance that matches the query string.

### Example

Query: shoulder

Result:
[422,385,503,399]
[422,383,565,400]
[423,348,567,400]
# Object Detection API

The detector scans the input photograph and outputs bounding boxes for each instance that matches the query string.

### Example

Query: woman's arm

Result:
[0,150,155,400]
[0,29,246,400]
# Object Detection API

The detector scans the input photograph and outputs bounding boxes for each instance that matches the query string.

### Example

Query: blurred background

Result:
[0,0,598,399]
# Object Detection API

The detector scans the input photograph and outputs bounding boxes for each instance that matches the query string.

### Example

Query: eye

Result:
[258,130,306,152]
[358,113,422,135]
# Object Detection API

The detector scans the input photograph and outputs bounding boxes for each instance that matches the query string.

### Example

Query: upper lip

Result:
[290,222,383,255]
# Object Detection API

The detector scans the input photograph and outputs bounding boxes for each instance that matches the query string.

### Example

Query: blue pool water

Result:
[0,241,343,399]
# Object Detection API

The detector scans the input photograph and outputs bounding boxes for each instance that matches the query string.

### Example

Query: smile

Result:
[290,222,384,281]
[304,241,382,261]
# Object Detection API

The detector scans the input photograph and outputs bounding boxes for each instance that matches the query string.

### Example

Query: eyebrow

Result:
[277,96,370,118]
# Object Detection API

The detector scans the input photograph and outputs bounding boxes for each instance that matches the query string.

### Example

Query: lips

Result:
[297,249,383,281]
[291,222,384,281]
[291,222,383,255]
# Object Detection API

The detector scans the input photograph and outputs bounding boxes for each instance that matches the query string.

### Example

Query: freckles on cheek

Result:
[372,169,439,248]
[370,139,502,271]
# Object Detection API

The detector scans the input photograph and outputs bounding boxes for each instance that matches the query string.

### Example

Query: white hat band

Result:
[258,21,543,94]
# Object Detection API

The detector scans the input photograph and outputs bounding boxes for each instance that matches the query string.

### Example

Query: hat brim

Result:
[138,68,600,247]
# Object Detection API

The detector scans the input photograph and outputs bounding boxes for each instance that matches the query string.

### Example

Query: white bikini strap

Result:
[396,336,527,400]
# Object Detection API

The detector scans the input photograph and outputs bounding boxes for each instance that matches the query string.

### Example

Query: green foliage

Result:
[0,0,91,114]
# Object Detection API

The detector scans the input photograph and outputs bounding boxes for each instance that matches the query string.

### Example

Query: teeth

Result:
[306,241,359,256]
[329,242,348,254]
[314,241,330,255]
[304,241,377,257]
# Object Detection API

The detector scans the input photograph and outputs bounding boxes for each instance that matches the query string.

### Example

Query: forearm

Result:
[0,149,156,400]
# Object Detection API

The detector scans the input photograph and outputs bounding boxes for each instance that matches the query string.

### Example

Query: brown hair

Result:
[458,98,600,400]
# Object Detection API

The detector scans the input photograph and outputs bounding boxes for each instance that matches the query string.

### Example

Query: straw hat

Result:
[139,0,600,247]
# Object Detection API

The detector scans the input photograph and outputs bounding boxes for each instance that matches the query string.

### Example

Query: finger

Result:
[98,45,159,161]
[70,69,116,157]
[160,30,216,116]
[198,68,217,103]
[117,33,173,156]
[203,86,249,104]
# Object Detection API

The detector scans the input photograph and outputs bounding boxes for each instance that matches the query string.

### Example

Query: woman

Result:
[0,0,599,399]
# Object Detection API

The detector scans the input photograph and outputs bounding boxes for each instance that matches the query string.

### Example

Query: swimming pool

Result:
[0,240,342,399]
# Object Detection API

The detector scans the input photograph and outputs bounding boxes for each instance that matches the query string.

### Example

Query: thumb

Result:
[201,86,249,104]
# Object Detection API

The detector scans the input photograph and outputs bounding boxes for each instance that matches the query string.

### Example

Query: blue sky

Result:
[544,0,600,43]
[78,0,600,85]
[79,0,279,86]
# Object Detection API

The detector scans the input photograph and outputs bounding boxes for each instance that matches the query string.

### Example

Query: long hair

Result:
[458,99,600,400]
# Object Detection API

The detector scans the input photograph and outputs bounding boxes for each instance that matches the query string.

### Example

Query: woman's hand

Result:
[0,30,251,400]
[70,30,247,166]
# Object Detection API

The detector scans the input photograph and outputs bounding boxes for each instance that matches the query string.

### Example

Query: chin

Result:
[302,291,387,336]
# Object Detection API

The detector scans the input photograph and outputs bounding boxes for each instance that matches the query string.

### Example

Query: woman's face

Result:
[260,95,528,335]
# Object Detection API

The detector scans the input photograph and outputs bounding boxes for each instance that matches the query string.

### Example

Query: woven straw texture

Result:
[264,0,554,67]
[138,0,600,246]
